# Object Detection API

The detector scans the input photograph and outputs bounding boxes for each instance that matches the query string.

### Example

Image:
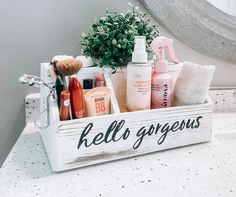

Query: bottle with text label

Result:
[150,36,179,109]
[126,36,152,112]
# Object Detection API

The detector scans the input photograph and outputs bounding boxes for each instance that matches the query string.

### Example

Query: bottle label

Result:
[95,97,106,115]
[126,65,151,111]
[151,78,172,108]
[63,99,70,106]
[75,110,84,118]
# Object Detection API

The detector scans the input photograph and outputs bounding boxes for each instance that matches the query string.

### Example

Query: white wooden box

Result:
[40,63,213,172]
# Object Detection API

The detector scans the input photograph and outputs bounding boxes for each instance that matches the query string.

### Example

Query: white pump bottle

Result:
[126,36,152,112]
[150,36,179,109]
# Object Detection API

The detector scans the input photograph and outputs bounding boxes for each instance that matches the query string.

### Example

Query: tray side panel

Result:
[53,103,212,171]
[40,63,61,171]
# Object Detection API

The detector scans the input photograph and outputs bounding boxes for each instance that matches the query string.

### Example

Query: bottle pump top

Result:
[151,36,179,72]
[132,36,148,63]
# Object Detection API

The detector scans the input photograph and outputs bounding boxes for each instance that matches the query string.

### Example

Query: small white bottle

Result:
[126,36,152,112]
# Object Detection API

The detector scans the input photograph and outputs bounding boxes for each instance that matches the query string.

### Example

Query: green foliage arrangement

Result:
[81,5,159,71]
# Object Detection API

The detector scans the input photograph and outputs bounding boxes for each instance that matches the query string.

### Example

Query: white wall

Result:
[0,0,235,166]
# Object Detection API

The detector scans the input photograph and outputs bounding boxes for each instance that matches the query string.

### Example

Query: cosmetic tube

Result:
[83,78,93,94]
[59,90,70,121]
[68,76,84,119]
[84,87,110,117]
[95,73,105,87]
[55,76,65,107]
[126,36,151,111]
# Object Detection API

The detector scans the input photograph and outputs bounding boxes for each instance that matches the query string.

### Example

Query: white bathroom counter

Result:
[0,112,236,197]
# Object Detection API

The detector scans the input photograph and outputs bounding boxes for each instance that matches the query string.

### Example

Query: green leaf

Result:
[105,51,112,58]
[112,39,117,45]
[122,43,127,49]
[80,6,159,73]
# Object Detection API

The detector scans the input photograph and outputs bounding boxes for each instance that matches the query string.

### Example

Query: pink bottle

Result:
[151,37,179,109]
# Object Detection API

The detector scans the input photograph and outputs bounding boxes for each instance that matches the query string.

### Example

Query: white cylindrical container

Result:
[126,36,152,112]
[126,63,152,111]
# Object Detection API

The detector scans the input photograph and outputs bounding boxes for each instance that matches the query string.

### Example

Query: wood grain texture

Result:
[140,0,236,63]
[40,64,213,172]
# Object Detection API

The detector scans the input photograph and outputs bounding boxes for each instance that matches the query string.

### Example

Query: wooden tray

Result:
[40,63,213,172]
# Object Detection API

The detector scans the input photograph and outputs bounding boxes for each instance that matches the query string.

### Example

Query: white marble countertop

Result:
[0,112,236,197]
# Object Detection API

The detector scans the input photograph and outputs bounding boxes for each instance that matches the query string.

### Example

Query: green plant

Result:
[81,5,159,71]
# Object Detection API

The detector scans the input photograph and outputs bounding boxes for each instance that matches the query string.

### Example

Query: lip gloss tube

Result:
[95,73,105,87]
[59,90,70,121]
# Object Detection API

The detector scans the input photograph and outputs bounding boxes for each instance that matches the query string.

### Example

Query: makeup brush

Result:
[50,60,63,84]
[48,64,57,81]
[56,59,82,77]
[56,59,84,119]
[55,59,82,88]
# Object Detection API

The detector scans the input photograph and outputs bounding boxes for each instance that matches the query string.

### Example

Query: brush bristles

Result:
[56,59,82,76]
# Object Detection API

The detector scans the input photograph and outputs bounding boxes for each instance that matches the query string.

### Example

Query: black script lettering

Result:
[186,119,196,129]
[148,124,155,135]
[179,120,186,130]
[155,123,162,134]
[112,120,127,142]
[158,123,171,145]
[122,128,130,140]
[134,124,156,149]
[133,127,146,149]
[133,124,155,149]
[77,120,129,150]
[162,84,168,107]
[93,133,104,145]
[171,121,180,132]
[77,123,93,149]
[104,120,118,143]
[194,116,202,128]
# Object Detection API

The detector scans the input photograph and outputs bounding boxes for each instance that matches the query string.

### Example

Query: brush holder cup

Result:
[40,63,213,172]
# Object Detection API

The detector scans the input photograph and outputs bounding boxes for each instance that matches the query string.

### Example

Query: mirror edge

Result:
[141,0,236,63]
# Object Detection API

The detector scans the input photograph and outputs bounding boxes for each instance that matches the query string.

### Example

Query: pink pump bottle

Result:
[150,37,179,109]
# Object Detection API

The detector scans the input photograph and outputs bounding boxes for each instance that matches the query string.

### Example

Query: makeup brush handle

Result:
[64,75,73,89]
